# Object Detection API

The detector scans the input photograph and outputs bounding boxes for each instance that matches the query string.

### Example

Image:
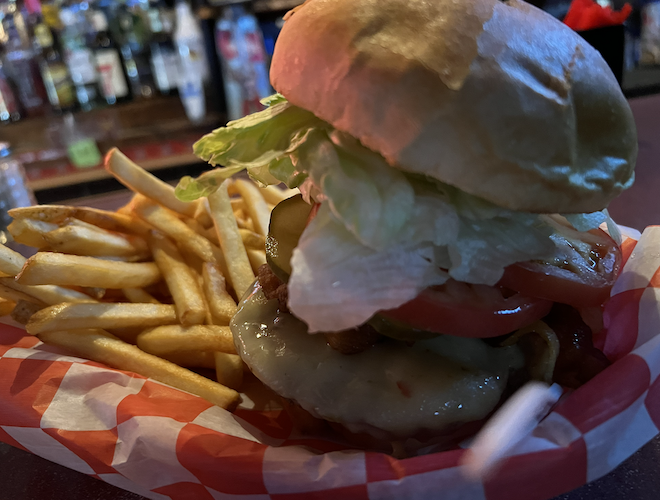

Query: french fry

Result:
[234,178,271,237]
[179,248,214,325]
[0,243,26,276]
[201,262,237,324]
[246,248,267,274]
[16,253,161,289]
[160,350,217,369]
[26,302,179,335]
[122,287,161,304]
[137,324,236,355]
[0,297,16,317]
[43,224,150,259]
[239,229,266,250]
[148,232,207,325]
[184,217,220,246]
[37,328,240,410]
[194,199,214,228]
[225,178,238,195]
[208,182,255,298]
[230,198,246,213]
[8,205,152,236]
[214,352,243,390]
[234,210,253,231]
[132,196,228,273]
[105,148,199,218]
[8,218,58,248]
[80,287,106,300]
[10,300,40,324]
[0,284,46,307]
[0,278,97,306]
[259,185,299,205]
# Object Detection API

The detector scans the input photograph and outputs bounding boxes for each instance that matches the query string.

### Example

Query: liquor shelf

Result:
[2,93,223,203]
[27,151,200,191]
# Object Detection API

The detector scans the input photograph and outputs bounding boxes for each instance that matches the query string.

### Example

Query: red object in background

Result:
[564,0,632,31]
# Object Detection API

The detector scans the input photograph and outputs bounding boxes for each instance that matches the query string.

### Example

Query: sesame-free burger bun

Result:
[270,0,637,214]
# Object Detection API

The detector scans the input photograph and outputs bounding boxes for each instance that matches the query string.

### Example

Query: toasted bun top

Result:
[270,0,637,213]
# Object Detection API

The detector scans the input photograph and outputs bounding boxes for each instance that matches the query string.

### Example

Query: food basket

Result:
[0,226,658,500]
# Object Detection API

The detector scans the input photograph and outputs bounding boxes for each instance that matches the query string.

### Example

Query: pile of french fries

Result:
[0,148,295,411]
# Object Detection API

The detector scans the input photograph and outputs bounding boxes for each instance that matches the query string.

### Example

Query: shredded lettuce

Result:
[563,211,607,232]
[288,204,449,332]
[180,94,618,331]
[602,209,623,245]
[448,214,554,284]
[175,99,325,201]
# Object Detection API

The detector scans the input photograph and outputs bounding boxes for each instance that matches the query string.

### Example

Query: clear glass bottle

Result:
[174,0,207,122]
[0,61,21,123]
[148,2,178,95]
[32,17,77,113]
[1,5,49,117]
[215,4,272,120]
[59,6,103,111]
[0,143,36,242]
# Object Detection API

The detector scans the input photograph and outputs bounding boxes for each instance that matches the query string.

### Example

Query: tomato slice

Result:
[498,229,621,308]
[379,280,553,338]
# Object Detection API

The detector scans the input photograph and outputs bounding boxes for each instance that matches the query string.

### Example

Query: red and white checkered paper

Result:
[0,227,658,500]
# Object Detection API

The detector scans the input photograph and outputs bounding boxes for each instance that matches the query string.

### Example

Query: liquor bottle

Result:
[1,4,49,117]
[114,0,155,99]
[147,2,178,95]
[173,0,208,122]
[0,61,21,123]
[215,4,272,120]
[59,7,102,111]
[90,10,130,105]
[31,15,77,112]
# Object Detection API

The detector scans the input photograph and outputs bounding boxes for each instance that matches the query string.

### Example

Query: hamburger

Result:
[177,0,637,452]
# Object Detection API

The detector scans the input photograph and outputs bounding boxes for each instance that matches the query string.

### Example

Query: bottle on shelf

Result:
[173,0,208,122]
[1,2,49,117]
[0,142,36,245]
[29,2,77,113]
[0,61,21,124]
[59,6,103,111]
[215,4,272,121]
[113,0,156,99]
[147,1,178,95]
[89,9,130,105]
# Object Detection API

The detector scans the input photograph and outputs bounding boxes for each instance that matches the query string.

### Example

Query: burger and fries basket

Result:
[0,220,659,499]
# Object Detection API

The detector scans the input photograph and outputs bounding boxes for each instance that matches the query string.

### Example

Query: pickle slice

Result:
[266,194,313,282]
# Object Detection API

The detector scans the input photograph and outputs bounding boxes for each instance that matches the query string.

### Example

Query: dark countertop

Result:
[1,92,659,499]
[0,442,143,500]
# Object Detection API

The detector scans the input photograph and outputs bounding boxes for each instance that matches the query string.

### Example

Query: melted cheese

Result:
[231,281,524,438]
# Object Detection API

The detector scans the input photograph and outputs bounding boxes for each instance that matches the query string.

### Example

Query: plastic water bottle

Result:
[0,143,36,243]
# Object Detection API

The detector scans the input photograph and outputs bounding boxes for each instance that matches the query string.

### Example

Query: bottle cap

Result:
[0,143,11,158]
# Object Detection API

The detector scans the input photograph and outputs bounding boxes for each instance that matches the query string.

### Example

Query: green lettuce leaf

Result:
[563,211,607,232]
[175,97,326,201]
[260,93,287,106]
[288,203,449,332]
[448,214,554,284]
